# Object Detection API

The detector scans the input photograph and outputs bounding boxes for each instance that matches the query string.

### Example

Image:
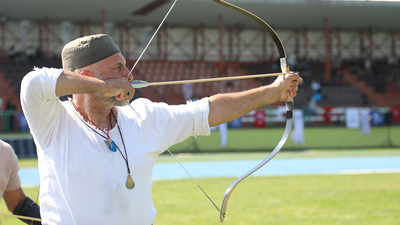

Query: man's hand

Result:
[271,72,302,102]
[102,77,135,101]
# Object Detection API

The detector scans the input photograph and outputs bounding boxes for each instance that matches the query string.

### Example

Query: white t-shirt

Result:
[20,68,211,225]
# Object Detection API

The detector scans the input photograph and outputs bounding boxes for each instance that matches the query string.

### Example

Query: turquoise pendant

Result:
[105,139,117,152]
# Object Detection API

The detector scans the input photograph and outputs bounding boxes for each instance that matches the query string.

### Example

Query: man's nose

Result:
[123,67,134,82]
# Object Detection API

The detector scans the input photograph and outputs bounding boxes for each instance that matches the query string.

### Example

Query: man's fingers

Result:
[115,89,135,101]
[285,72,302,82]
[296,75,303,82]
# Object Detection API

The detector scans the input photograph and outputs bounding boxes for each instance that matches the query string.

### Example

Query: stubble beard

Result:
[95,72,128,107]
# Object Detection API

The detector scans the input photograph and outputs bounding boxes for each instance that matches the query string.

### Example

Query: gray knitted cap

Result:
[61,34,121,71]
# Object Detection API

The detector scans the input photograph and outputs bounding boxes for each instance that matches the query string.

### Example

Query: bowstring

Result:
[127,103,221,213]
[128,0,178,77]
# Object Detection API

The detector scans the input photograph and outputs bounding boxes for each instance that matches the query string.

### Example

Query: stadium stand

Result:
[0,0,400,136]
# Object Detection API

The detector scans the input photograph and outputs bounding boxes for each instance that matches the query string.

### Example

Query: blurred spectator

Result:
[182,83,193,101]
[218,123,228,148]
[311,80,321,92]
[311,90,322,103]
[309,80,322,115]
[345,108,360,129]
[364,48,371,70]
[291,109,305,145]
[360,108,371,136]
[308,99,318,115]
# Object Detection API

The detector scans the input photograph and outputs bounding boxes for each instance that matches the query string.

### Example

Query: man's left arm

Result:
[208,73,302,127]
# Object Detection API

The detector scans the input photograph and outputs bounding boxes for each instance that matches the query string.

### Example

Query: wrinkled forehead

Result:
[92,53,127,71]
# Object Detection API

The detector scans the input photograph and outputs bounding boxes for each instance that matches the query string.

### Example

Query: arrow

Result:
[130,71,294,88]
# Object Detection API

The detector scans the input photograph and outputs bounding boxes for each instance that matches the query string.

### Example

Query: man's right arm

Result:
[20,68,66,147]
[21,68,133,144]
[55,70,134,100]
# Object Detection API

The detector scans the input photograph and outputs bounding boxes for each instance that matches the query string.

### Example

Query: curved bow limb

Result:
[211,0,295,222]
[219,102,293,222]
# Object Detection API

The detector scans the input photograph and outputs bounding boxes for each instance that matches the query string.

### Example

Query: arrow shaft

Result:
[142,72,285,87]
[0,212,42,222]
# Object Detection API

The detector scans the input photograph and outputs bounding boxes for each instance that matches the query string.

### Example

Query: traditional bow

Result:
[1,1,295,224]
[210,0,294,222]
[128,0,295,223]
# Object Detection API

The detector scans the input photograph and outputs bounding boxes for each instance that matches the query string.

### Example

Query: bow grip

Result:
[280,58,294,103]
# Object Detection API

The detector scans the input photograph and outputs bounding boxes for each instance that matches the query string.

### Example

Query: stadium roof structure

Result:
[1,0,400,30]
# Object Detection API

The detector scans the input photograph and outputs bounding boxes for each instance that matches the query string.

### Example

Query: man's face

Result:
[95,53,133,80]
[92,53,135,106]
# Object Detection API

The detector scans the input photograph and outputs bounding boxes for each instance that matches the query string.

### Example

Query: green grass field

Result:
[1,172,399,225]
[152,174,400,225]
[1,126,400,224]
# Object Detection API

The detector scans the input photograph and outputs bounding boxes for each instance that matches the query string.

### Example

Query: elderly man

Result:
[20,34,302,224]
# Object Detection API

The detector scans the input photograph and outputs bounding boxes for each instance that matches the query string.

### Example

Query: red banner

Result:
[324,106,334,123]
[391,106,400,122]
[254,110,266,128]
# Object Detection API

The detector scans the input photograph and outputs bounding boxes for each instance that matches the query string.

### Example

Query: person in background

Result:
[0,140,41,225]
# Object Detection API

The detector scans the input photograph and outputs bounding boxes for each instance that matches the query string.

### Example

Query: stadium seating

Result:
[0,57,399,111]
